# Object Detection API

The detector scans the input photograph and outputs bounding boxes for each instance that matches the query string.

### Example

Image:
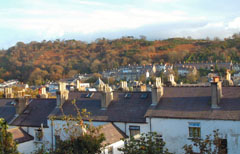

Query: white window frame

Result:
[188,122,201,139]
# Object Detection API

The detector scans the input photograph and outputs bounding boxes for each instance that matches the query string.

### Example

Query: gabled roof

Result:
[0,99,16,123]
[94,78,105,86]
[145,87,240,121]
[50,91,152,123]
[8,127,34,144]
[11,99,56,127]
[99,123,127,145]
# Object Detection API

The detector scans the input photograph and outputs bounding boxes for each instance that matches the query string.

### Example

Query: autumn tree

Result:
[118,132,172,154]
[183,129,227,154]
[0,118,19,154]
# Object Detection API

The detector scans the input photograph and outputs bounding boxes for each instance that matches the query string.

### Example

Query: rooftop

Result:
[8,127,34,144]
[145,86,240,120]
[50,91,152,123]
[11,99,56,127]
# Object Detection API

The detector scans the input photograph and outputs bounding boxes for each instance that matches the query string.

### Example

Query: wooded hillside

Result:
[0,34,240,85]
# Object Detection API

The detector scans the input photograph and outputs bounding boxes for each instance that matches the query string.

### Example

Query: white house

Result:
[145,77,240,154]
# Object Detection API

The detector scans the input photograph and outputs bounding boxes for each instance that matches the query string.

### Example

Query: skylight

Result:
[85,93,94,98]
[140,93,148,99]
[124,93,132,99]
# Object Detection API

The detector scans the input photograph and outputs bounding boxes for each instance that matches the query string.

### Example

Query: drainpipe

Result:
[51,121,54,150]
[124,122,127,134]
[150,117,152,132]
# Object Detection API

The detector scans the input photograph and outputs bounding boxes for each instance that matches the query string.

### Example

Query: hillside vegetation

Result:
[0,34,240,85]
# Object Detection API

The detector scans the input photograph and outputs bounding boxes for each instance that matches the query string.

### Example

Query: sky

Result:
[0,0,240,49]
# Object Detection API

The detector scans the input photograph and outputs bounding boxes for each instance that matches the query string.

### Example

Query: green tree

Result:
[0,118,19,154]
[118,132,172,154]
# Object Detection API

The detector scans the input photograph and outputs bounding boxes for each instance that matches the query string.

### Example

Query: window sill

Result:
[188,137,201,140]
[34,140,43,143]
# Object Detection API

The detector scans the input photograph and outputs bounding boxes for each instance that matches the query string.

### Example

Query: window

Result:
[188,122,200,139]
[35,128,43,142]
[220,139,228,154]
[55,135,60,149]
[140,93,148,99]
[129,126,140,137]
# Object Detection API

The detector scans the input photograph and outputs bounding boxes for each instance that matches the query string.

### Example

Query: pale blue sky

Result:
[0,0,240,49]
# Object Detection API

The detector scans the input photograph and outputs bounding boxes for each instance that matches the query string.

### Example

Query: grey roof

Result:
[11,99,56,127]
[0,99,16,123]
[50,91,152,123]
[145,87,240,120]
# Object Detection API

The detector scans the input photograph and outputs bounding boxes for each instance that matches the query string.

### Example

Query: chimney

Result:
[39,86,48,98]
[56,82,69,107]
[223,70,234,86]
[168,74,176,86]
[76,80,80,91]
[4,87,14,98]
[15,97,29,115]
[101,85,113,110]
[151,77,164,106]
[211,77,222,109]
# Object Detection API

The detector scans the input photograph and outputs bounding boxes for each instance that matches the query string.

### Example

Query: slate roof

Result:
[0,99,16,123]
[145,87,240,120]
[11,99,56,127]
[99,123,127,145]
[50,91,152,123]
[8,127,34,144]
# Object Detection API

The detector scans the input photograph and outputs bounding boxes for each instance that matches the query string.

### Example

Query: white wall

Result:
[102,140,124,154]
[147,117,240,154]
[17,140,35,154]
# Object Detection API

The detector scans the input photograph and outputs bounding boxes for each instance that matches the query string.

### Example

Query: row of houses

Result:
[1,77,240,153]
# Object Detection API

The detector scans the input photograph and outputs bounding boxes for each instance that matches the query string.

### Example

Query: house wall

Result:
[17,140,35,154]
[20,126,52,153]
[45,120,148,153]
[102,140,125,154]
[147,117,240,154]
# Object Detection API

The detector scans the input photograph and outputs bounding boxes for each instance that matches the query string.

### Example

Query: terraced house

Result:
[1,78,240,154]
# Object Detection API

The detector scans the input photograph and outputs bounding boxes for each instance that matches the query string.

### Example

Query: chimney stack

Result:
[151,77,164,106]
[56,82,69,107]
[4,87,14,98]
[39,86,48,98]
[101,85,113,110]
[223,70,233,86]
[15,96,30,115]
[168,74,176,86]
[211,77,222,109]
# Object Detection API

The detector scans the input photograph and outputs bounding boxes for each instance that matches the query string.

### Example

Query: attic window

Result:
[140,93,148,99]
[124,93,131,99]
[85,93,94,98]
